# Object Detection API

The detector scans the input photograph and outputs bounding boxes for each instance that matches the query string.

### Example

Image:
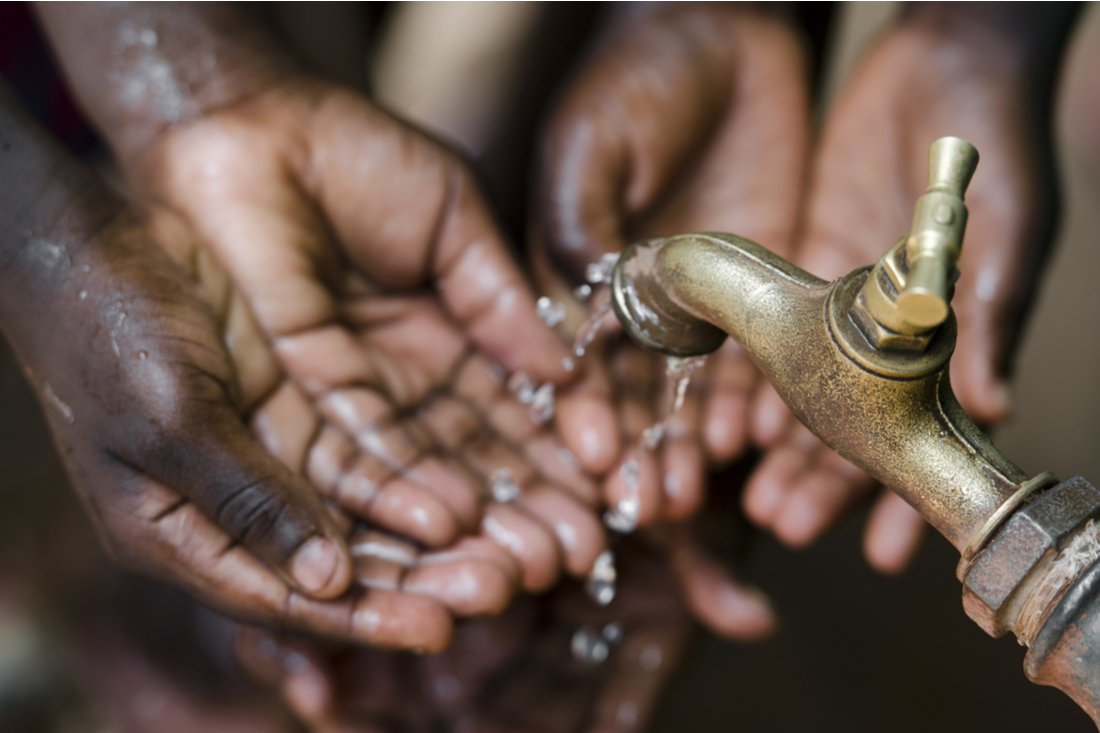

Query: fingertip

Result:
[403,560,515,617]
[282,659,334,723]
[742,453,797,527]
[703,391,749,464]
[679,556,778,642]
[290,536,353,599]
[354,589,454,654]
[863,492,927,575]
[750,384,791,447]
[604,452,662,528]
[557,392,620,474]
[661,441,706,521]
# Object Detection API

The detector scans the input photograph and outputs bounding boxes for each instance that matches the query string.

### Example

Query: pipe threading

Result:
[1017,520,1100,647]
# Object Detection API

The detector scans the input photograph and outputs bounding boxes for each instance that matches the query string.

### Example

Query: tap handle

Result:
[896,137,979,330]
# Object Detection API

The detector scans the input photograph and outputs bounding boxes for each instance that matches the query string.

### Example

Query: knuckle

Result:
[213,476,314,563]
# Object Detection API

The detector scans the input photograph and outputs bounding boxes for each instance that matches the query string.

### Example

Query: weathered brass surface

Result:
[611,230,1027,551]
[610,135,1100,726]
[860,136,978,336]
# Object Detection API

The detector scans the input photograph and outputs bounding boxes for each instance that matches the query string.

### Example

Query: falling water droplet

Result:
[562,356,575,372]
[571,626,610,664]
[602,622,624,645]
[574,283,593,302]
[528,383,555,425]
[137,351,148,360]
[489,468,521,503]
[78,290,88,301]
[586,253,621,284]
[586,550,617,605]
[536,296,566,327]
[508,372,537,404]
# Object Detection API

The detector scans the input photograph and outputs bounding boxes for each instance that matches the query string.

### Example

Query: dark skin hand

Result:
[0,94,605,652]
[539,2,1075,576]
[743,3,1074,573]
[34,3,613,645]
[533,4,804,635]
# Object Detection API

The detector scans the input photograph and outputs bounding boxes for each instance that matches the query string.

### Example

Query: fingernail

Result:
[291,537,339,594]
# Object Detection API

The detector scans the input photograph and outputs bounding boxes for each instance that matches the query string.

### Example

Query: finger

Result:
[480,503,563,592]
[123,392,353,599]
[604,451,662,530]
[585,620,690,733]
[863,490,928,575]
[741,428,816,527]
[123,480,453,651]
[701,341,756,464]
[659,379,706,520]
[250,379,318,476]
[234,626,335,725]
[538,12,735,283]
[296,99,573,386]
[555,342,621,474]
[522,433,600,506]
[404,554,515,617]
[660,438,706,521]
[771,469,869,549]
[519,485,607,576]
[749,381,793,448]
[669,530,776,641]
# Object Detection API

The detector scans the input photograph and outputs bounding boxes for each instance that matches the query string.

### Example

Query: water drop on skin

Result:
[137,351,148,360]
[79,290,87,301]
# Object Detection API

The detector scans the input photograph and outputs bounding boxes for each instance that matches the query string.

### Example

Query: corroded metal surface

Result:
[963,475,1100,637]
[611,230,1028,551]
[1025,556,1100,727]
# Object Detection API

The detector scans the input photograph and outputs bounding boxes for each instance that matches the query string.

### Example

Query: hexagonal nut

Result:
[849,287,933,351]
[963,475,1100,637]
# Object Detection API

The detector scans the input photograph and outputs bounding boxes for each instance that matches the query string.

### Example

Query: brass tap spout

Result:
[610,137,1038,556]
[611,137,1100,725]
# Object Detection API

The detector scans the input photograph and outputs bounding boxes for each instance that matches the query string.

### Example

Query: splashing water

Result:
[489,468,521,503]
[536,296,567,328]
[585,550,617,606]
[586,252,621,285]
[571,627,610,664]
[508,372,556,425]
[528,383,555,425]
[570,621,625,665]
[572,286,613,358]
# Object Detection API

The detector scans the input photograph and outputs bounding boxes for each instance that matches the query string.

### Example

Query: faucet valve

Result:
[855,137,979,347]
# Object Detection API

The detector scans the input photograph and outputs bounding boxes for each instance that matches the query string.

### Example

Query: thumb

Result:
[133,399,354,600]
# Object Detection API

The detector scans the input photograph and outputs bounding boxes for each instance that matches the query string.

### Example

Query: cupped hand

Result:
[743,19,1058,573]
[2,200,467,650]
[127,75,610,602]
[532,6,807,637]
[533,5,809,534]
[231,535,697,732]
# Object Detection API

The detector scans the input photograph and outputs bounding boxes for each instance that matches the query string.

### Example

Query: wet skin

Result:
[536,4,1071,575]
[32,4,623,651]
[233,536,694,733]
[533,5,808,633]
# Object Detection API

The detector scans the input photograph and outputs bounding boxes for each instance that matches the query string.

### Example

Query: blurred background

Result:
[2,2,1100,731]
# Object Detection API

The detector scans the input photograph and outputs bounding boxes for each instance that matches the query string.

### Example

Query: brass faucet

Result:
[610,137,1100,725]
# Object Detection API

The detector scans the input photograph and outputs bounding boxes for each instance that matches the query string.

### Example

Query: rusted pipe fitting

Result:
[962,475,1100,639]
